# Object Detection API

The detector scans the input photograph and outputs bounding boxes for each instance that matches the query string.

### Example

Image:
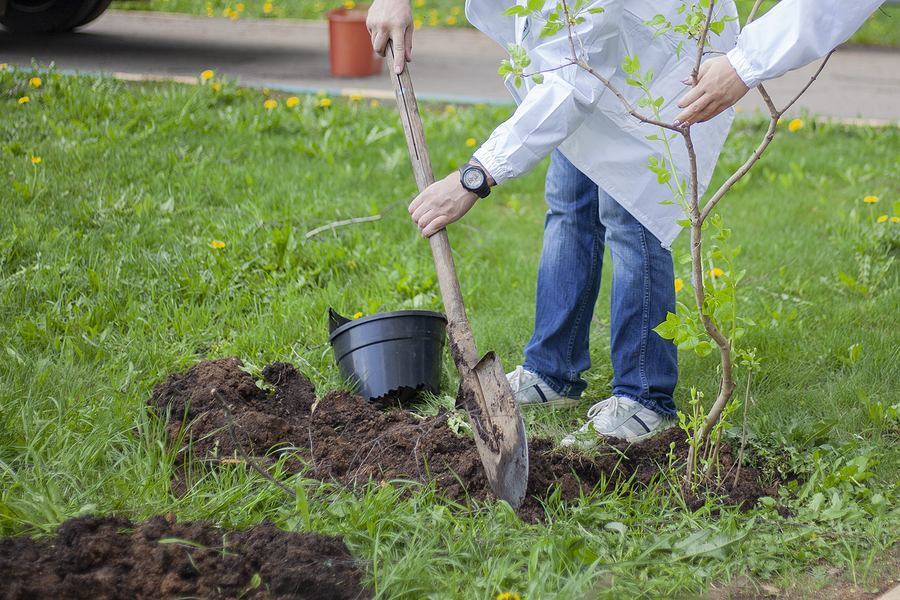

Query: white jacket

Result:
[468,0,882,248]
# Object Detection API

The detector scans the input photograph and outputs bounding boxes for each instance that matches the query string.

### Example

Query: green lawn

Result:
[1,67,898,597]
[114,0,900,47]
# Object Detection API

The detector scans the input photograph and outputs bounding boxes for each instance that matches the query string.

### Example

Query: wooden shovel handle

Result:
[387,43,480,368]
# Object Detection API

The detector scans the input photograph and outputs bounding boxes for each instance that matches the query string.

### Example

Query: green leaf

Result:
[503,5,530,16]
[531,73,545,84]
[527,0,544,13]
[622,54,641,75]
[587,6,605,13]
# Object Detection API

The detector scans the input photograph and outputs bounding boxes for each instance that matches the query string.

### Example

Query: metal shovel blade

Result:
[457,351,528,508]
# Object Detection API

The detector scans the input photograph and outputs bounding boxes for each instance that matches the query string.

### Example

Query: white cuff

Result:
[726,46,760,89]
[472,143,510,186]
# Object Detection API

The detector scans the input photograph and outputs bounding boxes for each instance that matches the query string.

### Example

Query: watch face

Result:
[463,167,485,190]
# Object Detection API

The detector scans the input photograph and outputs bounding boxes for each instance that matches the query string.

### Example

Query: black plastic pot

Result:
[328,308,447,402]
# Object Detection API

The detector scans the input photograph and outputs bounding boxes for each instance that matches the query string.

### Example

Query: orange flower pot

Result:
[328,6,383,78]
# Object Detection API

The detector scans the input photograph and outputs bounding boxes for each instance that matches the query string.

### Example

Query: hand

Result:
[408,172,479,237]
[675,56,750,126]
[366,0,413,74]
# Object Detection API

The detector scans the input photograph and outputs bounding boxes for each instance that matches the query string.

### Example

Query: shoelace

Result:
[586,396,622,420]
[508,365,528,392]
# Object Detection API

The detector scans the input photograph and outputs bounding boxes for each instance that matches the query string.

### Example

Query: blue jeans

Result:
[522,151,678,417]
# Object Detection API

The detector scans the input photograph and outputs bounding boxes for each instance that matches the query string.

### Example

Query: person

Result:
[367,0,886,446]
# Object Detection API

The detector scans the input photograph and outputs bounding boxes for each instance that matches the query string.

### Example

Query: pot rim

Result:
[327,6,371,22]
[328,309,447,342]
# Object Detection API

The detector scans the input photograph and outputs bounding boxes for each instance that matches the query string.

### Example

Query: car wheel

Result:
[0,0,106,33]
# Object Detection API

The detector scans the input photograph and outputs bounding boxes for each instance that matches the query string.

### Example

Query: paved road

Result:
[2,10,899,122]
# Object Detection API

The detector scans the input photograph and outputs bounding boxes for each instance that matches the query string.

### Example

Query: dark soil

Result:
[151,358,775,520]
[0,515,369,600]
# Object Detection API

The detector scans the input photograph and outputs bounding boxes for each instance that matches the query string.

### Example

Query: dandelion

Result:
[200,69,215,81]
[264,98,278,110]
[30,156,42,165]
[444,104,456,113]
[674,277,684,293]
[352,311,363,319]
[863,195,878,204]
[413,17,423,29]
[29,77,42,88]
[414,0,425,6]
[263,1,273,13]
[787,118,803,132]
[369,99,379,108]
[0,63,8,69]
[877,215,888,223]
[211,82,222,93]
[496,593,521,600]
[891,217,899,223]
[318,97,332,108]
[709,267,724,278]
[18,96,29,104]
[286,96,300,107]
[465,137,476,147]
[451,6,461,15]
[445,15,457,25]
[209,240,226,249]
[343,0,355,8]
[235,2,245,11]
[428,14,439,26]
[349,93,364,102]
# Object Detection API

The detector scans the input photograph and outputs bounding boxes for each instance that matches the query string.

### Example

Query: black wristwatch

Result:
[459,160,491,199]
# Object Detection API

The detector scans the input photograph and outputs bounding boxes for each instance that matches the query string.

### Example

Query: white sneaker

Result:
[561,396,674,447]
[506,366,579,408]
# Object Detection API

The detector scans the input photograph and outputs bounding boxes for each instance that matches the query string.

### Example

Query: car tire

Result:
[0,0,109,33]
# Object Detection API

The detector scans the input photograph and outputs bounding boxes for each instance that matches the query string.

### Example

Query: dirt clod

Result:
[0,516,369,600]
[152,358,774,520]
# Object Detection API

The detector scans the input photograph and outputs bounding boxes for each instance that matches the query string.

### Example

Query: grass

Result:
[113,0,900,47]
[1,67,898,598]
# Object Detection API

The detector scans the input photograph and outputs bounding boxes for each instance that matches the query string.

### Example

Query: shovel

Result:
[386,43,529,509]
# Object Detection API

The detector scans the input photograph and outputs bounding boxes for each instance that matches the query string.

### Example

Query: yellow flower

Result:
[263,87,272,96]
[235,2,245,11]
[211,82,222,93]
[209,240,226,249]
[30,156,42,165]
[0,63,7,69]
[18,96,29,104]
[349,93,364,102]
[369,99,379,108]
[414,0,425,6]
[286,96,300,107]
[444,104,456,113]
[343,0,355,8]
[709,267,724,278]
[787,118,803,133]
[264,98,278,110]
[674,278,684,293]
[877,215,888,223]
[29,77,42,88]
[891,217,899,224]
[451,6,461,15]
[465,137,476,147]
[318,97,332,108]
[413,17,423,29]
[496,593,521,600]
[200,69,214,81]
[863,195,878,204]
[352,311,364,319]
[428,14,439,26]
[445,15,457,25]
[263,1,273,13]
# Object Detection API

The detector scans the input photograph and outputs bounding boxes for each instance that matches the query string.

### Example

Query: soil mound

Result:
[0,516,368,600]
[152,358,773,520]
